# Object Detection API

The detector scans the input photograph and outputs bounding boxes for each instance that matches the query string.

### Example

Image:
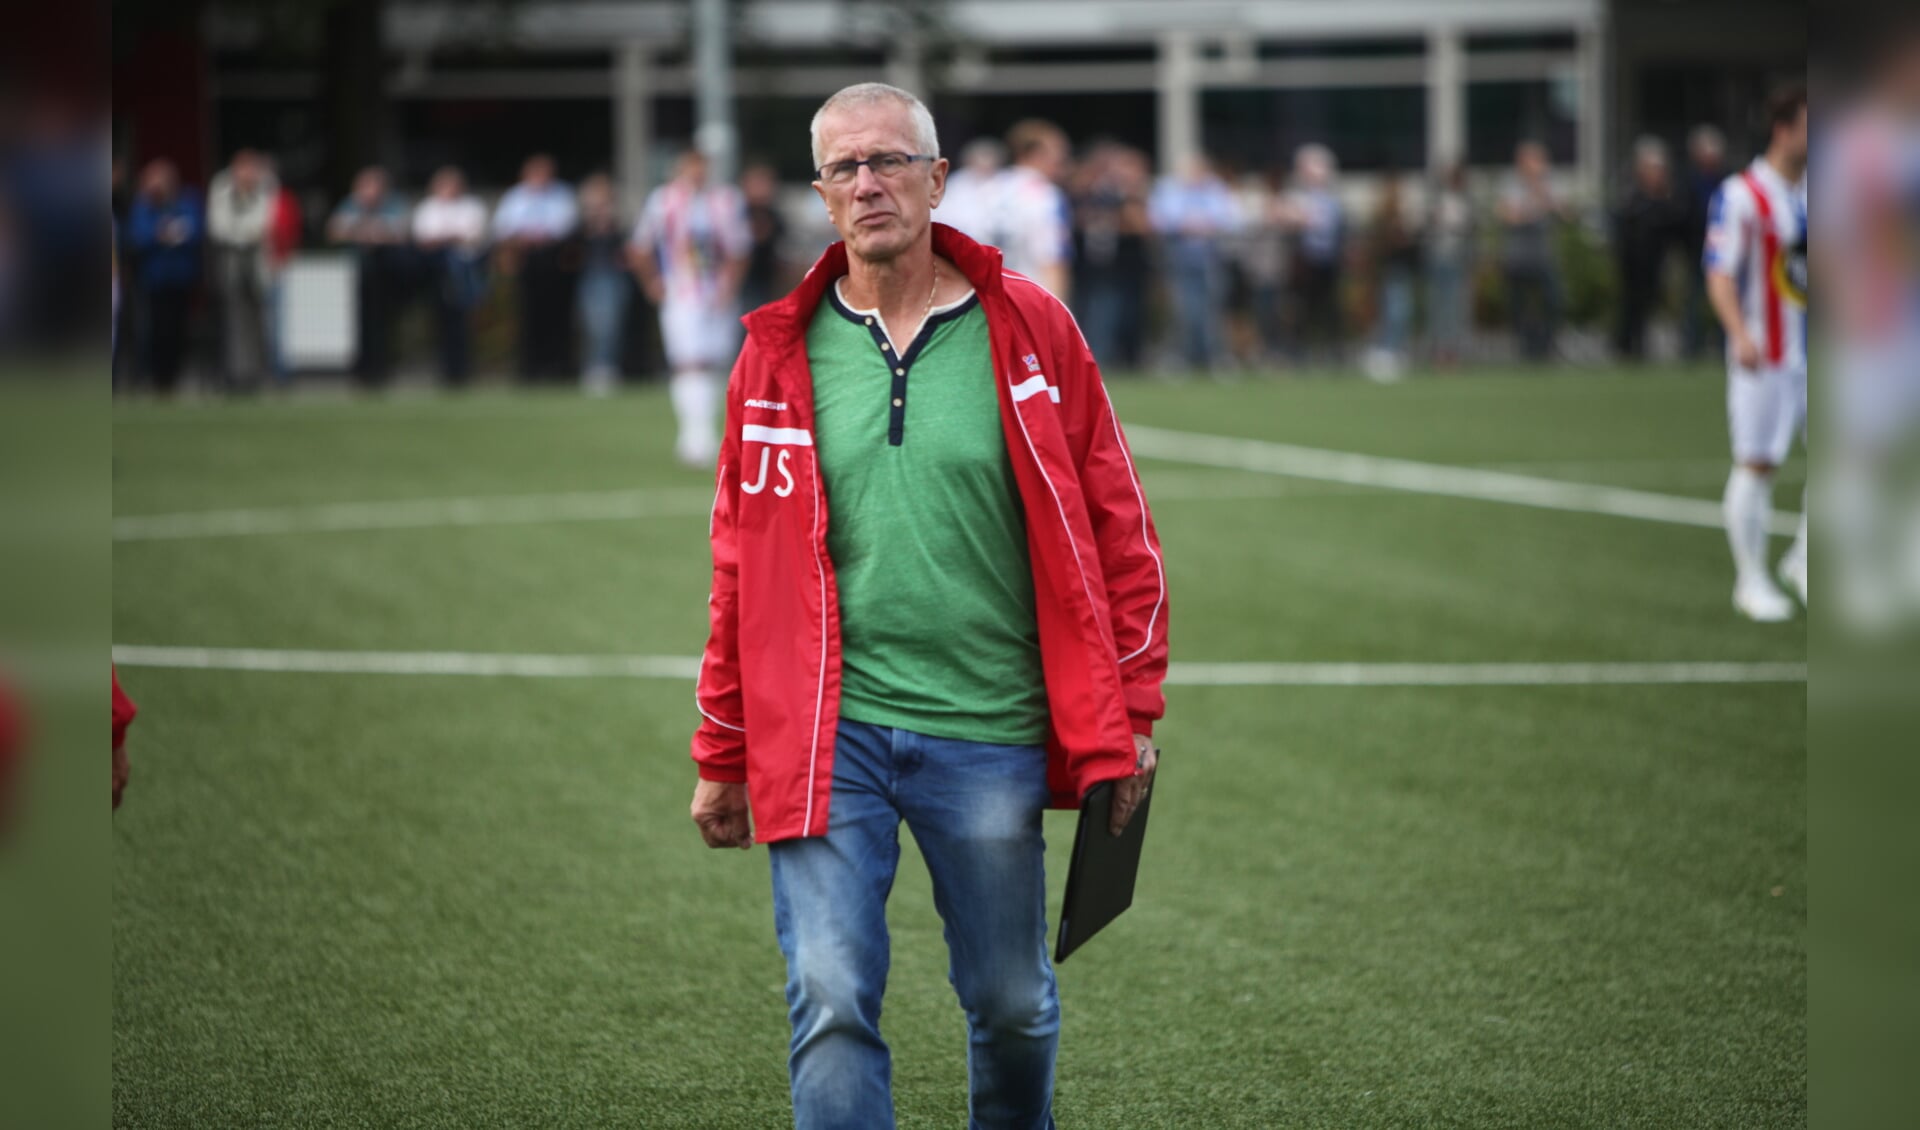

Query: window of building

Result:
[1467,80,1578,166]
[398,99,614,188]
[1200,86,1426,174]
[931,92,1159,164]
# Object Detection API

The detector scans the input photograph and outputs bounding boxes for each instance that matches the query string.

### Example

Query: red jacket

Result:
[692,224,1168,842]
[267,186,303,270]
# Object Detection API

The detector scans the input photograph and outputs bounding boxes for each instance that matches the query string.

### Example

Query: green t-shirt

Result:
[807,282,1050,746]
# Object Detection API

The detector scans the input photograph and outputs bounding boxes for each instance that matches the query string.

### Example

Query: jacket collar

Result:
[743,223,1006,352]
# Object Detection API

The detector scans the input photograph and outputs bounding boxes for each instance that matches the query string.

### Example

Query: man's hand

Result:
[1732,332,1762,370]
[691,778,753,850]
[1109,733,1159,837]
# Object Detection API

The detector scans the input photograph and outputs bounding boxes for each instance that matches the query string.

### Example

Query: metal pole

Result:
[615,42,655,218]
[1156,30,1199,176]
[693,0,737,183]
[1427,24,1464,172]
[1577,15,1607,209]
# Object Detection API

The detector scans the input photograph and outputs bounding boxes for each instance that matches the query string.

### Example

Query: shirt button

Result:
[882,343,892,352]
[895,368,905,376]
[864,317,874,326]
[893,398,903,407]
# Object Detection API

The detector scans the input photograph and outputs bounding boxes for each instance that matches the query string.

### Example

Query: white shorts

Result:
[1728,364,1807,467]
[660,296,740,371]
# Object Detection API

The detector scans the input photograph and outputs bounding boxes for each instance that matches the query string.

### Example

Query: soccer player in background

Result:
[1820,25,1920,627]
[630,148,751,468]
[1707,84,1810,622]
[991,119,1073,301]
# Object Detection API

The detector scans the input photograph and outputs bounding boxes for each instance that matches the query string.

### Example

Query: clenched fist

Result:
[691,779,754,850]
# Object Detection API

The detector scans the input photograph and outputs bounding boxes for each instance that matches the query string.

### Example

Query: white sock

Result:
[670,370,720,463]
[1724,466,1775,587]
[1784,486,1808,572]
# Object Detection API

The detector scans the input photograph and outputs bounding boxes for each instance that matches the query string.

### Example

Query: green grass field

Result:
[112,367,1806,1128]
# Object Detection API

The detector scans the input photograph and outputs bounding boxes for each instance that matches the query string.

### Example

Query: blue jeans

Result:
[768,720,1059,1130]
[1505,261,1561,362]
[1168,249,1224,371]
[576,267,630,376]
[1373,265,1414,354]
[1425,257,1470,359]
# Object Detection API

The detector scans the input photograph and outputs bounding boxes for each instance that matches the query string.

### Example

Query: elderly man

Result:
[686,82,1168,1130]
[207,148,274,390]
[1613,137,1686,362]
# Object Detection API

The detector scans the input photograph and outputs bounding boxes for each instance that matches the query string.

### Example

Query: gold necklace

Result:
[913,261,939,342]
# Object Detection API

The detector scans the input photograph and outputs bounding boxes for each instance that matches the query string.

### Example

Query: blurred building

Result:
[119,0,1801,205]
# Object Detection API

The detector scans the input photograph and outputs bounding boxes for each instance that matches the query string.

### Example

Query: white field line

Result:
[110,645,701,679]
[113,476,1365,543]
[113,445,1792,543]
[111,645,1806,687]
[1125,426,1800,537]
[1164,661,1807,686]
[113,487,717,542]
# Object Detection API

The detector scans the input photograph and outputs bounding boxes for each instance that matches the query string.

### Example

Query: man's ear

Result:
[811,179,833,225]
[929,157,950,209]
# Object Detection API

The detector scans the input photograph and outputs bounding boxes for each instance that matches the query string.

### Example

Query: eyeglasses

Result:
[815,152,936,185]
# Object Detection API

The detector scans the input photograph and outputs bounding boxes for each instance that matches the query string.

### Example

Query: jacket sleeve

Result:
[1052,303,1169,737]
[690,358,749,781]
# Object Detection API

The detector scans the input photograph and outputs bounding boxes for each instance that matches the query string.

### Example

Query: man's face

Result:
[1636,155,1668,192]
[525,157,554,188]
[811,104,947,263]
[678,152,709,187]
[231,151,262,193]
[741,166,776,203]
[1032,133,1067,181]
[1518,144,1549,178]
[140,161,177,200]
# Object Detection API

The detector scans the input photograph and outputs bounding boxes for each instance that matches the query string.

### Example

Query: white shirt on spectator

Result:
[414,195,489,249]
[990,165,1070,280]
[492,182,578,241]
[937,167,1000,245]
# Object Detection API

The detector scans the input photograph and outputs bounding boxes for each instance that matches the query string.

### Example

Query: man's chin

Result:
[847,222,925,263]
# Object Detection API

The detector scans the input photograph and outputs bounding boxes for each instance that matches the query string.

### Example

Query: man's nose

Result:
[852,163,885,195]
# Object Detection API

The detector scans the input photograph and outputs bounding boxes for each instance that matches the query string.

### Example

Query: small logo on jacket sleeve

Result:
[1022,353,1042,373]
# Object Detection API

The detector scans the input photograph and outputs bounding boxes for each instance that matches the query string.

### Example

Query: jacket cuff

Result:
[1128,715,1155,739]
[696,763,748,784]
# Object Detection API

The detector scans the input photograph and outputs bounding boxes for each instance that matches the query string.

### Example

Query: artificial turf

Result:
[112,367,1805,1127]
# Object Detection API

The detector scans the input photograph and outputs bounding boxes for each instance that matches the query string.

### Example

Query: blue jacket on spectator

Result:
[126,189,206,290]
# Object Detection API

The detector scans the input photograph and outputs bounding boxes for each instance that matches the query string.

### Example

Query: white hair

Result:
[809,83,941,171]
[1633,135,1670,167]
[1688,124,1726,158]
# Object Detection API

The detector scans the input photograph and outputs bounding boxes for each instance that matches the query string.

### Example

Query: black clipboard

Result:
[1054,772,1157,963]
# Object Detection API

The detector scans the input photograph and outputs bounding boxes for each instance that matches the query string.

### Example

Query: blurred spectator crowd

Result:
[110,114,1752,394]
[113,148,789,395]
